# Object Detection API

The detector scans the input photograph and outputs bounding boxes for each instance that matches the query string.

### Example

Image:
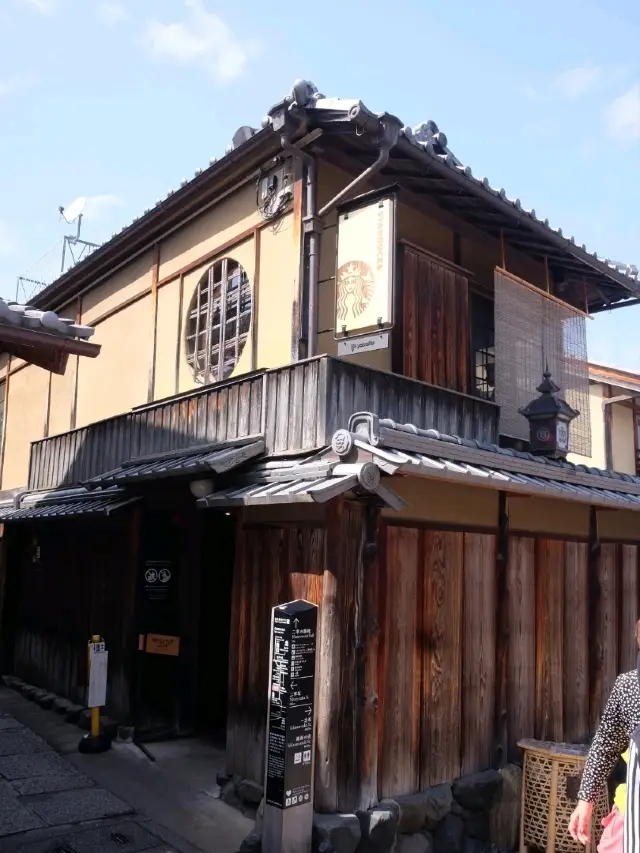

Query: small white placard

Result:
[337,331,390,358]
[88,646,108,708]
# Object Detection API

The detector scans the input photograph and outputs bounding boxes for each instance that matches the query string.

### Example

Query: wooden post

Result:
[500,229,506,270]
[315,499,379,814]
[493,492,509,767]
[262,599,318,853]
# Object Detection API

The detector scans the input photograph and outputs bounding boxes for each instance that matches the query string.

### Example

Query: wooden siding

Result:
[28,356,499,491]
[402,246,470,394]
[375,528,640,799]
[6,512,137,719]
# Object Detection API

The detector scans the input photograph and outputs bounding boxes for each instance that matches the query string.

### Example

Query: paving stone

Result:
[24,788,133,826]
[0,716,25,731]
[0,730,52,757]
[13,769,94,796]
[0,796,45,837]
[0,752,73,780]
[17,820,161,852]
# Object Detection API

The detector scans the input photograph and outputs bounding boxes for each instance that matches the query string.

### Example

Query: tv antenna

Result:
[58,197,100,274]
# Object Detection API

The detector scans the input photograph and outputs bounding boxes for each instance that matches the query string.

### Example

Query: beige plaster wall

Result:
[508,495,590,538]
[158,182,260,281]
[381,475,499,528]
[75,294,153,428]
[612,403,636,475]
[81,252,154,325]
[1,364,49,489]
[568,383,606,470]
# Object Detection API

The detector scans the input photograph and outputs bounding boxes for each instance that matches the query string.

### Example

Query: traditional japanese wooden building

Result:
[1,79,640,827]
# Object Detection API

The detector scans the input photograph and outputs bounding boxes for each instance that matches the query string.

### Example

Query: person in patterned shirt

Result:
[569,622,640,851]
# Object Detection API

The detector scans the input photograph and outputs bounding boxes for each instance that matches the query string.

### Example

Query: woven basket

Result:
[518,739,610,853]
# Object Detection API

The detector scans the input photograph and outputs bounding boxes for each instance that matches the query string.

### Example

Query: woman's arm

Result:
[577,676,631,802]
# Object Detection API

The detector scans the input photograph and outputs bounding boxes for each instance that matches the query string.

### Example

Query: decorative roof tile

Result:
[0,298,94,340]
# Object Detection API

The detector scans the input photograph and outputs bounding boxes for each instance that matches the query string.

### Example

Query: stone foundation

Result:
[236,766,523,853]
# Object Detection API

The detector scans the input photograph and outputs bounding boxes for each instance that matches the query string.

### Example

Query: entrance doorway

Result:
[195,511,236,744]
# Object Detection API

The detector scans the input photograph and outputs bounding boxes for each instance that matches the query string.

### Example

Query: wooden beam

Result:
[0,358,11,490]
[147,245,161,403]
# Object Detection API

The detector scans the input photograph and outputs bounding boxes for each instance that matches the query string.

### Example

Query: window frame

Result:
[185,257,252,385]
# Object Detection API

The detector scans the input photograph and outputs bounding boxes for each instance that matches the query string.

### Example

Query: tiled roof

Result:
[198,456,404,509]
[329,411,640,512]
[0,298,94,340]
[34,79,638,310]
[84,436,266,489]
[0,488,139,522]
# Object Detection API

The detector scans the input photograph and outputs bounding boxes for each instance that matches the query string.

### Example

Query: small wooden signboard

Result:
[145,633,180,657]
[262,599,318,853]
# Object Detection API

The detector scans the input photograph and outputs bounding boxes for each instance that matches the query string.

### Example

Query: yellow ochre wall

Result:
[0,180,301,489]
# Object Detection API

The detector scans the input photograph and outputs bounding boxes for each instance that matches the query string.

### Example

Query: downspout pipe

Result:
[280,136,319,359]
[282,117,400,358]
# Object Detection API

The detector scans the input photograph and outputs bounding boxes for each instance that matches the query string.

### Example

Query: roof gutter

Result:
[395,136,640,298]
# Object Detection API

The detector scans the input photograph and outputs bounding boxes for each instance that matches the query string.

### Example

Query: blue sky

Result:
[0,0,638,367]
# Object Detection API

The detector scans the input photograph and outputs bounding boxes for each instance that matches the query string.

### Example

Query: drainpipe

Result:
[282,117,400,358]
[280,136,320,359]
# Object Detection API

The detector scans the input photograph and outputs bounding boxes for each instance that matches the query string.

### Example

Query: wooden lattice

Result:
[519,740,610,853]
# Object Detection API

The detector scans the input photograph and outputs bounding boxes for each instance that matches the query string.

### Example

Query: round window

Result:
[185,258,252,384]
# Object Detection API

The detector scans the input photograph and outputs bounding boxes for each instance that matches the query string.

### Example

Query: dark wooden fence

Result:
[28,357,499,491]
[226,514,639,805]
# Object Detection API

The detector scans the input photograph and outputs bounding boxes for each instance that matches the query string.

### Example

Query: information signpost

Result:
[262,599,318,853]
[78,634,111,754]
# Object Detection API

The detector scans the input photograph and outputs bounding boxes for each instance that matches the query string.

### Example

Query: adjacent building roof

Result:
[330,412,640,512]
[589,362,640,395]
[0,298,99,374]
[84,436,266,489]
[0,488,139,522]
[31,80,638,315]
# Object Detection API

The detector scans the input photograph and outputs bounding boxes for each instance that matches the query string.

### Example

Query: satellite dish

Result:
[60,197,86,224]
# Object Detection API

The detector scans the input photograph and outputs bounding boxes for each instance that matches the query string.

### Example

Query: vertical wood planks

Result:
[379,525,421,798]
[620,545,639,672]
[590,544,619,731]
[563,542,589,742]
[421,530,463,787]
[535,539,564,741]
[402,247,471,395]
[506,536,535,759]
[461,533,496,775]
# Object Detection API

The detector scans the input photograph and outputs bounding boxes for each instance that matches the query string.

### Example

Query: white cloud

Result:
[83,195,122,220]
[552,65,602,100]
[605,84,640,145]
[97,2,128,26]
[143,0,255,85]
[0,71,38,98]
[0,222,19,257]
[21,0,58,15]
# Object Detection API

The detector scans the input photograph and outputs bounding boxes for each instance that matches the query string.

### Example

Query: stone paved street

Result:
[0,689,249,853]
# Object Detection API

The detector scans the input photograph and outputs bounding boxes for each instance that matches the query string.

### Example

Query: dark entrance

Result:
[195,510,236,743]
[134,507,183,737]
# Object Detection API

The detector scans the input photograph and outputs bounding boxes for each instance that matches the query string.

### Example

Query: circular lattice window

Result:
[185,257,252,384]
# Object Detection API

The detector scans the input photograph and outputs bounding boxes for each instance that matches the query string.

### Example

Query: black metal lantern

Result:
[518,370,579,459]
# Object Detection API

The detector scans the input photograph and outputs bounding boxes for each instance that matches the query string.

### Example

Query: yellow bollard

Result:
[89,635,101,739]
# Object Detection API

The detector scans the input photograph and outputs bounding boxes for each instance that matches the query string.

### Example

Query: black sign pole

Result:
[262,599,318,853]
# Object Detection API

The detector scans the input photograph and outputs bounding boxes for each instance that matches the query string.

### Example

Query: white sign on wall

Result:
[334,196,395,337]
[87,643,108,709]
[337,331,390,358]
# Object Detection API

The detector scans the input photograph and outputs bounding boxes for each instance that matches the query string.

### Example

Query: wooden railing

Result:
[28,357,499,491]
